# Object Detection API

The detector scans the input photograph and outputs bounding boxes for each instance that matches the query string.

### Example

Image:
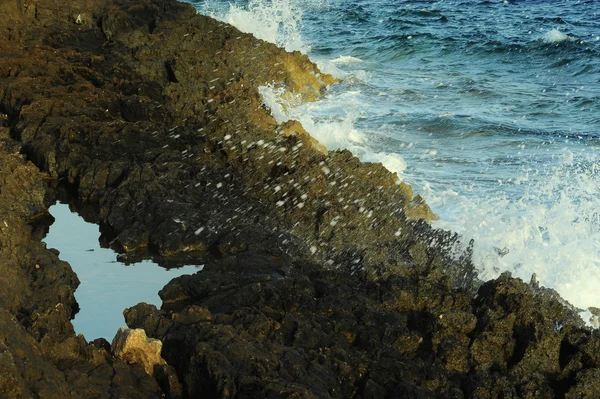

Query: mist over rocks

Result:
[0,0,599,397]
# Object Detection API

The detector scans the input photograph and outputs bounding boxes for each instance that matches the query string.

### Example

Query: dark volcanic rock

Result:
[0,142,167,397]
[126,259,600,398]
[1,0,600,398]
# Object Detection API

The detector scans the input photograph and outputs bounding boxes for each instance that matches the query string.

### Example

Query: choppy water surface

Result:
[193,0,600,322]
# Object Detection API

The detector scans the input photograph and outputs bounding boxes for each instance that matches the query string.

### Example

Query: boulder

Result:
[111,327,166,376]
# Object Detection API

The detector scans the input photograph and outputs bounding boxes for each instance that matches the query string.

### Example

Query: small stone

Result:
[111,327,166,376]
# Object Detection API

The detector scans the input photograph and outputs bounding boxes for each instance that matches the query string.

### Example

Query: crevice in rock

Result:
[550,375,577,399]
[559,337,579,369]
[314,206,328,236]
[507,323,535,369]
[149,19,157,34]
[407,310,434,359]
[165,61,178,83]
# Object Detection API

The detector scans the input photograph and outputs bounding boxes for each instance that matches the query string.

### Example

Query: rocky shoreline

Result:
[1,0,600,397]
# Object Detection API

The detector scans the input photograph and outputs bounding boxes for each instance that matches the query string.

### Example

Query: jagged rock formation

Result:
[1,0,600,398]
[125,261,600,398]
[0,134,169,397]
[3,0,448,281]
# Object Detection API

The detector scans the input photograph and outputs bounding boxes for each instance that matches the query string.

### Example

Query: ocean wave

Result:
[464,124,600,141]
[456,34,595,66]
[572,63,600,77]
[330,55,363,65]
[542,28,575,43]
[425,153,600,315]
[258,83,408,176]
[200,0,309,53]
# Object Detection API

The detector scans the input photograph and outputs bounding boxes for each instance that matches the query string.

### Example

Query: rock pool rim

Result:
[44,200,205,341]
[47,182,213,268]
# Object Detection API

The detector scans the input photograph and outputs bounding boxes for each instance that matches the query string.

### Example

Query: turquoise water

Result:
[195,0,600,320]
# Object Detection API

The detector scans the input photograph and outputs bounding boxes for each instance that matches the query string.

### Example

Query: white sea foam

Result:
[331,55,363,65]
[257,85,293,123]
[542,28,573,43]
[579,309,600,328]
[259,84,406,175]
[201,0,309,53]
[316,59,370,82]
[219,1,394,172]
[197,1,369,83]
[318,56,368,81]
[363,152,407,175]
[313,60,345,79]
[423,153,600,324]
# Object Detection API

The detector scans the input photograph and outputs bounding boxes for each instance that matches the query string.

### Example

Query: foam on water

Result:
[331,55,363,65]
[217,0,396,170]
[259,84,407,176]
[316,61,371,84]
[198,0,372,83]
[579,310,600,328]
[422,151,600,322]
[201,0,308,52]
[542,28,573,43]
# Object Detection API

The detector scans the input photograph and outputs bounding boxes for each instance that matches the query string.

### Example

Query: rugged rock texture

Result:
[112,327,166,376]
[2,0,456,284]
[0,141,170,397]
[1,0,600,398]
[124,257,600,398]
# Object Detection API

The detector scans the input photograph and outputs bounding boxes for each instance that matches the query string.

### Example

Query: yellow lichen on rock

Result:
[248,94,279,131]
[406,194,438,221]
[393,179,438,222]
[268,50,435,222]
[276,50,339,102]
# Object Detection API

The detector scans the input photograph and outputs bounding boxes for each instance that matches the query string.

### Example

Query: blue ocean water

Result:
[44,204,201,340]
[194,0,600,322]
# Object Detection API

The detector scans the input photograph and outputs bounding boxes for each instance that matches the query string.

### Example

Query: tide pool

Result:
[43,203,201,340]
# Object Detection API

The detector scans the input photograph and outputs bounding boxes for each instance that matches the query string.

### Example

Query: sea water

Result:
[193,0,600,324]
[44,203,200,340]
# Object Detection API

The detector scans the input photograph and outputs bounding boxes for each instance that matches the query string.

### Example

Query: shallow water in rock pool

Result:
[43,203,201,340]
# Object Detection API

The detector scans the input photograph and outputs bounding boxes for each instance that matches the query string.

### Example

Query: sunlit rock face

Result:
[112,327,166,376]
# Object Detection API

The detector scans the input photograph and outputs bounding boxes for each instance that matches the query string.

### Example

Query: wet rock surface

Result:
[0,0,599,398]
